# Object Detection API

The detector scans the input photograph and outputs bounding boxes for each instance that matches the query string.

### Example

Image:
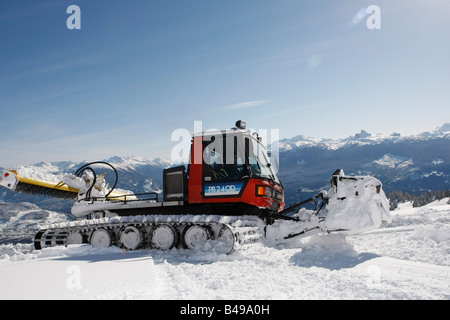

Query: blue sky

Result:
[1,0,449,167]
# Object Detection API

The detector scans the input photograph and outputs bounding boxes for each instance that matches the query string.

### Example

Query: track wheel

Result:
[33,229,47,250]
[149,224,178,250]
[66,231,83,246]
[119,225,145,250]
[90,228,114,247]
[217,225,235,254]
[182,224,212,250]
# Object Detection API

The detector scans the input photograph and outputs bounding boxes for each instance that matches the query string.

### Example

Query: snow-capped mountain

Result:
[277,123,450,204]
[279,123,450,150]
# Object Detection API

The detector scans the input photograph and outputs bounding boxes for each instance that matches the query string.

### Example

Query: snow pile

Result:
[290,234,371,270]
[16,166,67,184]
[412,223,450,243]
[0,243,36,266]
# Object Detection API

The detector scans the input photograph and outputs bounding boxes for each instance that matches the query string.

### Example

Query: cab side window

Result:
[202,135,246,181]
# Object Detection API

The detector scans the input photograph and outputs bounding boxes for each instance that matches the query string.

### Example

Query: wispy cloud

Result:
[2,56,100,83]
[222,100,269,110]
[256,107,293,119]
[0,0,62,22]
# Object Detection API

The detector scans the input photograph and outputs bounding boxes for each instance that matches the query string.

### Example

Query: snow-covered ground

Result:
[0,199,449,300]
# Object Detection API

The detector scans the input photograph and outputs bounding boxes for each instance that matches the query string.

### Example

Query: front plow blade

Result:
[321,170,392,234]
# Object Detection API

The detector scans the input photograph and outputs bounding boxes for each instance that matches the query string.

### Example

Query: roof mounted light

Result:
[235,120,246,130]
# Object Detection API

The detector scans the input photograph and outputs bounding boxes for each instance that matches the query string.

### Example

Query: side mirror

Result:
[247,165,253,177]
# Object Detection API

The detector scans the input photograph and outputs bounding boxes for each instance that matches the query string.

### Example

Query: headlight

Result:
[256,185,283,201]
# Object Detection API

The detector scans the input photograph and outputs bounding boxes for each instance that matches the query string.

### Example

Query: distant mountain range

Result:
[1,123,449,211]
[277,123,450,204]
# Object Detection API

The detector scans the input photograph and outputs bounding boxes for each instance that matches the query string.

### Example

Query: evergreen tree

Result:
[387,189,450,209]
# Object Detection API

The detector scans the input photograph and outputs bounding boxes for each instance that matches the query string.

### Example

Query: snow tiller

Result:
[0,121,391,253]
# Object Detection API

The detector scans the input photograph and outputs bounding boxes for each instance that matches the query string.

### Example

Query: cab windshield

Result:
[247,137,281,184]
[202,132,280,184]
